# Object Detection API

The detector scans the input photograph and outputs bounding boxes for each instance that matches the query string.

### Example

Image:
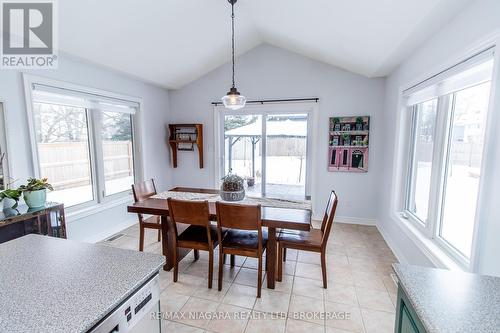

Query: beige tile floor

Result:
[102,222,398,333]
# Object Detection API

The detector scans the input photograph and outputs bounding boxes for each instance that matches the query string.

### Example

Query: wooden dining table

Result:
[127,187,311,289]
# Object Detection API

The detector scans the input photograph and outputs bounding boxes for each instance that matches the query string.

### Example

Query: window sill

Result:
[394,212,465,271]
[66,195,133,222]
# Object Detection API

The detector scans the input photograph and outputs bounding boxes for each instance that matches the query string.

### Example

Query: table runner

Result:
[152,191,312,211]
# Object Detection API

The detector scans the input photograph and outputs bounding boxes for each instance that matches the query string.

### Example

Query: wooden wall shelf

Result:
[168,124,203,168]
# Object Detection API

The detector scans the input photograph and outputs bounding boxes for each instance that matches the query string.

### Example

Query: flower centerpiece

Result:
[19,178,53,208]
[220,172,245,201]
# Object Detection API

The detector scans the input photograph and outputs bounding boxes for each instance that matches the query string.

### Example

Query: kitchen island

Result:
[393,263,500,333]
[0,234,165,332]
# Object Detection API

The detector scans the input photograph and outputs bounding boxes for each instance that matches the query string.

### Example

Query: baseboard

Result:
[376,222,408,264]
[81,217,137,244]
[334,216,377,226]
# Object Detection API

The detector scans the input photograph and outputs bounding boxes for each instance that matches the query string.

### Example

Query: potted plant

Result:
[0,188,22,209]
[220,172,245,201]
[246,176,255,187]
[343,133,351,146]
[355,116,364,131]
[333,117,341,131]
[19,178,54,208]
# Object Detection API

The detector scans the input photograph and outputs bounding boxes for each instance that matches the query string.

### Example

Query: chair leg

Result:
[139,225,145,252]
[277,244,283,282]
[321,251,327,289]
[223,254,227,264]
[173,247,179,283]
[208,250,214,289]
[283,247,287,262]
[218,251,224,291]
[230,254,235,267]
[194,249,199,261]
[257,255,263,298]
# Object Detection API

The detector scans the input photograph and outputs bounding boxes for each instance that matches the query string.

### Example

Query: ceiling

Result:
[59,0,471,89]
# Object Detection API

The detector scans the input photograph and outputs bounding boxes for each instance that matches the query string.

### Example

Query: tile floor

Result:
[102,222,398,333]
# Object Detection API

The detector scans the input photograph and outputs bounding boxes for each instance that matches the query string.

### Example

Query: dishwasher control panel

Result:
[89,273,161,333]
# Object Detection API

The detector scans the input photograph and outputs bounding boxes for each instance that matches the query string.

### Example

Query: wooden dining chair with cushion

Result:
[132,179,161,251]
[277,191,338,288]
[215,202,267,298]
[168,198,223,288]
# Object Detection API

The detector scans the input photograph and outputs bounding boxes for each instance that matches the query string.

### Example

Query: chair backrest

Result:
[167,198,212,242]
[132,179,157,203]
[320,191,338,248]
[215,202,262,231]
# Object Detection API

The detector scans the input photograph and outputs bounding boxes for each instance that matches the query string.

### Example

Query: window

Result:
[26,78,140,210]
[403,50,495,266]
[219,108,312,200]
[406,99,438,224]
[0,103,9,191]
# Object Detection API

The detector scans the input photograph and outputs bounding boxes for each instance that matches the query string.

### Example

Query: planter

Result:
[2,197,17,210]
[220,190,245,202]
[23,189,47,208]
[246,177,255,187]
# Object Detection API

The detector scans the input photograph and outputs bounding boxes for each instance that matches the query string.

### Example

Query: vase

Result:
[2,197,16,210]
[220,190,245,202]
[23,189,47,208]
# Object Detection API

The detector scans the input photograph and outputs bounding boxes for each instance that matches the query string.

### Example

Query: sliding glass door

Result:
[221,111,310,200]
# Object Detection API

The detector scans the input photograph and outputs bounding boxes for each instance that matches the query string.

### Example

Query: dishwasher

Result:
[89,273,162,333]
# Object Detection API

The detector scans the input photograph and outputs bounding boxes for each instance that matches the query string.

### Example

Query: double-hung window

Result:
[25,78,141,210]
[403,49,495,267]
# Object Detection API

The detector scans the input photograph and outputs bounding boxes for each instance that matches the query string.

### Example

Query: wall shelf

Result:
[168,124,203,168]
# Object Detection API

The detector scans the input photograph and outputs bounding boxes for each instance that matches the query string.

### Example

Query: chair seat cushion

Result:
[278,228,322,248]
[178,225,220,246]
[222,229,268,250]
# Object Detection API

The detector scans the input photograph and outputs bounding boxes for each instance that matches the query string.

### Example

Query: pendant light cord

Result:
[231,1,235,89]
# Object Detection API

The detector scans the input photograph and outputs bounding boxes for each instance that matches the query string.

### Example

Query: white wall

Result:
[169,44,385,221]
[379,0,500,275]
[0,55,172,242]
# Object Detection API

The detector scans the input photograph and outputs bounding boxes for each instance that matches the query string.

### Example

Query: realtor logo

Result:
[1,0,57,68]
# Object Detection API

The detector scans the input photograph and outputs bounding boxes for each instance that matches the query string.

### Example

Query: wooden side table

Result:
[0,202,66,243]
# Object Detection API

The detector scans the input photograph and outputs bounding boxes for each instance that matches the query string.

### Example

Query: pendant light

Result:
[221,0,246,110]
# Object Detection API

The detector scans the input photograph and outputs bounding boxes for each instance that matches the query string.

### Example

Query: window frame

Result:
[23,74,144,215]
[402,72,494,269]
[0,101,10,190]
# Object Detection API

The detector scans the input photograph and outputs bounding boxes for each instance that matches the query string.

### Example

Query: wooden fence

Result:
[38,141,133,190]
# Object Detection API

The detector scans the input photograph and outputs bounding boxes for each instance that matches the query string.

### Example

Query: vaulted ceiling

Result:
[59,0,471,89]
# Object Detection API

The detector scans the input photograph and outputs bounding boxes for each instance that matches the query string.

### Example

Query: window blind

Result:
[404,47,495,106]
[31,83,138,114]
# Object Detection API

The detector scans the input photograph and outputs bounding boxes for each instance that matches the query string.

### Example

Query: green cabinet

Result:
[395,285,427,333]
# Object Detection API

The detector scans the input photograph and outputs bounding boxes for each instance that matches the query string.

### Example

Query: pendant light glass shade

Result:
[222,87,246,110]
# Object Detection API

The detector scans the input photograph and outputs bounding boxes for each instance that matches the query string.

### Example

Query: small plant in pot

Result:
[355,116,364,131]
[19,178,54,208]
[0,188,22,209]
[220,172,245,201]
[246,176,255,187]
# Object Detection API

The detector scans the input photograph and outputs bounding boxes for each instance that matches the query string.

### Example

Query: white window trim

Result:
[393,34,500,272]
[213,101,319,209]
[23,74,145,218]
[0,100,10,189]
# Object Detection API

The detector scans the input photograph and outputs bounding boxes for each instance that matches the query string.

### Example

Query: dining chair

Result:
[215,202,267,298]
[277,191,338,288]
[167,198,223,288]
[131,179,161,251]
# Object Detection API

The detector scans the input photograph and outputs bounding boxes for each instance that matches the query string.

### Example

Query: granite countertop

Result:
[393,264,500,333]
[0,234,165,333]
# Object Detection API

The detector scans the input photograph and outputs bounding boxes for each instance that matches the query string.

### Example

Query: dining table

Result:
[127,187,312,289]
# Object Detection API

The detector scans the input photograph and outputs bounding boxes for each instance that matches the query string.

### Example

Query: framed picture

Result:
[328,116,370,172]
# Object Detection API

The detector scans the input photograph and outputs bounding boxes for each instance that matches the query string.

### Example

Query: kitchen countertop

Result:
[393,264,500,333]
[0,234,165,333]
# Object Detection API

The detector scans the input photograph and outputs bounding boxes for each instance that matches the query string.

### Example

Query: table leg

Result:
[266,226,276,289]
[161,215,174,271]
